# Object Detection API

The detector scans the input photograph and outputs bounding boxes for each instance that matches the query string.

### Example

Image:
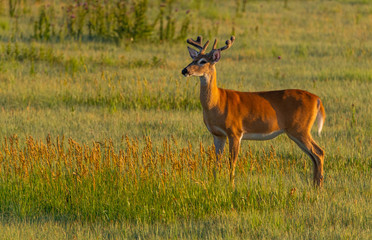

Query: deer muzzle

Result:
[182,68,189,76]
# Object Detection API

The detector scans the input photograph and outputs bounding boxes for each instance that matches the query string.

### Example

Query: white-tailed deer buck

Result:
[182,36,325,187]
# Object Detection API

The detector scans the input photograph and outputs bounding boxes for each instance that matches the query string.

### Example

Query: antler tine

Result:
[212,39,218,50]
[187,36,203,51]
[218,36,235,51]
[201,40,210,54]
[196,36,202,44]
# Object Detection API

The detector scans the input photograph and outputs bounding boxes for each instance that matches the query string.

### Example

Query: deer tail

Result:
[316,99,326,136]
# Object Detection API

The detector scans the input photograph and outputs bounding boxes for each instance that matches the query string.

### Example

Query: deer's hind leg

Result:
[286,133,325,187]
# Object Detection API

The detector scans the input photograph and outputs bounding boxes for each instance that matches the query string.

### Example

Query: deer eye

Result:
[198,59,207,65]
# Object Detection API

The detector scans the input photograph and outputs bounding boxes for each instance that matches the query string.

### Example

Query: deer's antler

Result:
[187,36,210,54]
[213,36,235,52]
[212,39,218,50]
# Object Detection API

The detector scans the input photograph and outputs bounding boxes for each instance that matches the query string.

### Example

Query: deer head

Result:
[182,36,235,77]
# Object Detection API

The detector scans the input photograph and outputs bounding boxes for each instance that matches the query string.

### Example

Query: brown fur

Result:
[182,36,326,187]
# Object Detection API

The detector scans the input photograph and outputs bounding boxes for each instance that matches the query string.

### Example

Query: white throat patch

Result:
[199,75,210,86]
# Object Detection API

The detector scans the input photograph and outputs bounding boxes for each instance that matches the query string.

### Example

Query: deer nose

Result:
[182,68,188,76]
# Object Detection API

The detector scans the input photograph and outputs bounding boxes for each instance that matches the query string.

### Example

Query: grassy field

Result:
[0,0,371,239]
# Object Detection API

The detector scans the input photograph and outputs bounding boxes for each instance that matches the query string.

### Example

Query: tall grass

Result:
[0,134,370,238]
[0,134,303,223]
[5,0,197,43]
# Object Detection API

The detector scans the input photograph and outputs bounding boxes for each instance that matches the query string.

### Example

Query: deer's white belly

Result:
[242,130,284,141]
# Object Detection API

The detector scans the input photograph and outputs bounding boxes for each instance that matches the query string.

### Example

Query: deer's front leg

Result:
[213,135,226,178]
[228,135,241,188]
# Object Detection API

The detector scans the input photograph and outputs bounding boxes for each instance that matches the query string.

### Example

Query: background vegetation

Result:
[0,0,371,239]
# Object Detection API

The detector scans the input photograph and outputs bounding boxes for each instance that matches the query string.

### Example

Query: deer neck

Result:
[199,67,220,110]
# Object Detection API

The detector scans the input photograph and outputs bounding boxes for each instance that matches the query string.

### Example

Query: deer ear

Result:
[212,50,221,63]
[187,47,199,59]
